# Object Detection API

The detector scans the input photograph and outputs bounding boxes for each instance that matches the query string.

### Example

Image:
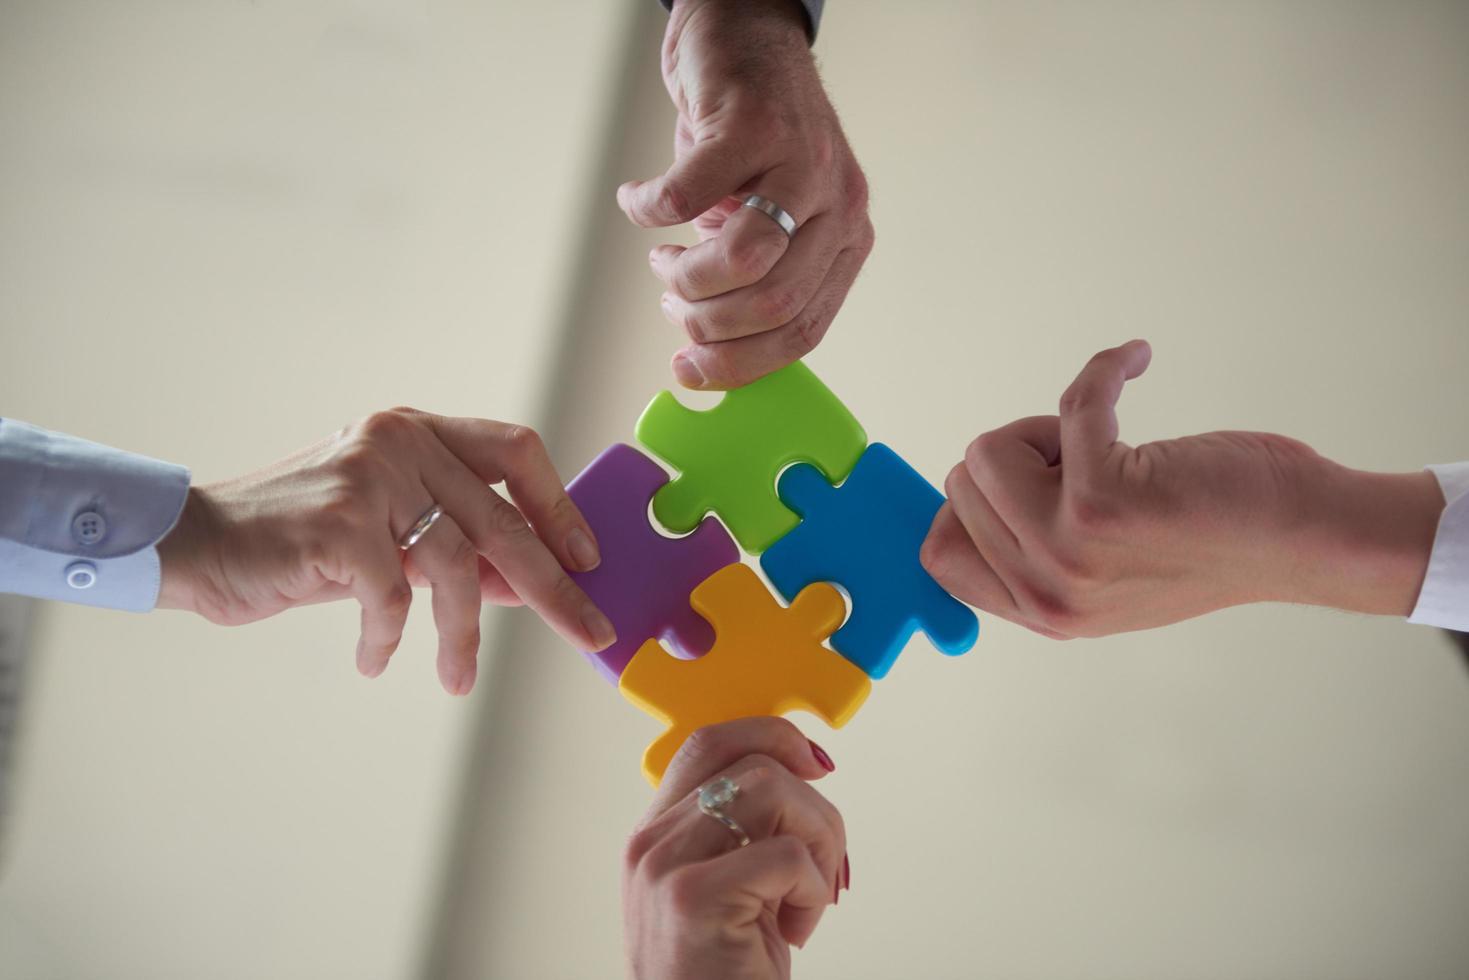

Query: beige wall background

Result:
[3,2,1468,979]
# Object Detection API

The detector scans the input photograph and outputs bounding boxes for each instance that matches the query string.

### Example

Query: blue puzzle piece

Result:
[760,443,978,679]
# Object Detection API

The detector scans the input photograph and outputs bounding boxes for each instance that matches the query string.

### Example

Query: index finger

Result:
[423,416,602,574]
[652,167,818,303]
[1057,340,1152,477]
[649,717,835,818]
[617,137,758,228]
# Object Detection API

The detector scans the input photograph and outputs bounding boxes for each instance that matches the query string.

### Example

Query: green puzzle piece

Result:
[634,361,867,554]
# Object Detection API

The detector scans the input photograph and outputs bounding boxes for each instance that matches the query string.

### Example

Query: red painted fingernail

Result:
[842,852,851,891]
[808,739,836,772]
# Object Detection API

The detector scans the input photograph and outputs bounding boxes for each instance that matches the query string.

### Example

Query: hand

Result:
[920,341,1445,638]
[623,717,849,980]
[619,0,873,390]
[156,407,616,694]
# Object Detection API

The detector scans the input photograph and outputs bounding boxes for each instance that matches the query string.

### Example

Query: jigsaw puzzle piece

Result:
[634,361,867,554]
[760,443,978,680]
[566,444,739,683]
[619,563,872,785]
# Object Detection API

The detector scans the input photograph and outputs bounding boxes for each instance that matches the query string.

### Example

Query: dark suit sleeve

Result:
[658,0,824,44]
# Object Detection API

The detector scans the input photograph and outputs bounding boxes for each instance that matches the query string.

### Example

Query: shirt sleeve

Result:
[1407,461,1469,633]
[0,418,190,612]
[658,0,824,43]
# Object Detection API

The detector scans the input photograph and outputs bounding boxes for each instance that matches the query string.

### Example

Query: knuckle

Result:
[502,423,545,459]
[758,715,807,747]
[676,260,713,297]
[681,308,718,345]
[942,462,971,501]
[840,163,870,216]
[623,823,660,877]
[764,834,808,867]
[964,431,1007,476]
[1064,488,1120,532]
[663,866,709,917]
[378,581,414,618]
[725,235,780,282]
[551,570,587,608]
[654,181,691,221]
[679,311,706,345]
[809,131,837,171]
[676,724,727,767]
[547,492,582,529]
[1057,381,1093,417]
[737,757,786,789]
[918,532,949,580]
[1014,581,1079,633]
[755,286,802,325]
[332,439,391,487]
[486,500,533,547]
[785,313,824,361]
[358,407,418,446]
[446,531,479,571]
[1045,540,1096,589]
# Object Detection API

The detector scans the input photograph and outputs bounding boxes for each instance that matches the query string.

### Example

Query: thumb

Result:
[649,716,833,816]
[1057,340,1152,478]
[618,139,756,228]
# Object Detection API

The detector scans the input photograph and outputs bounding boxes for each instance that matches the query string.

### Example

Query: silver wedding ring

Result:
[398,504,444,550]
[697,776,751,848]
[741,194,797,238]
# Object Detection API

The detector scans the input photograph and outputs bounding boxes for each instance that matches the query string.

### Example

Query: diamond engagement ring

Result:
[697,777,751,848]
[741,194,798,238]
[398,504,444,550]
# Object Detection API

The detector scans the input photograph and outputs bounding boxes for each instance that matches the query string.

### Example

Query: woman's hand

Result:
[921,341,1445,638]
[623,717,850,980]
[155,407,616,694]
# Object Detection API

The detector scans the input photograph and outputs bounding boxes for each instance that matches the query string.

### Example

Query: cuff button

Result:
[65,561,98,590]
[72,510,108,546]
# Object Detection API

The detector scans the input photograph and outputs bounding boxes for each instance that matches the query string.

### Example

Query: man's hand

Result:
[619,0,872,390]
[920,341,1446,638]
[156,408,616,694]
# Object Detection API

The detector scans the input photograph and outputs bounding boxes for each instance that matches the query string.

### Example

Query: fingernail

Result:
[672,354,705,388]
[356,640,384,679]
[582,604,616,651]
[808,739,836,772]
[566,527,600,572]
[842,852,851,892]
[450,662,477,697]
[833,877,840,906]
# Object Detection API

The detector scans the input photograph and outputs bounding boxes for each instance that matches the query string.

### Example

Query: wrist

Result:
[1277,460,1443,616]
[155,485,220,616]
[667,0,811,52]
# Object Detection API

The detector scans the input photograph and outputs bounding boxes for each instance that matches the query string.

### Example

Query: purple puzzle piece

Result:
[566,443,739,683]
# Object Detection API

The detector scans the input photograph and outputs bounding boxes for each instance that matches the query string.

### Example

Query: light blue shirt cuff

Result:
[0,418,190,612]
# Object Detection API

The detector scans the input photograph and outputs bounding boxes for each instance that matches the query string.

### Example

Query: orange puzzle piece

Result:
[619,563,873,785]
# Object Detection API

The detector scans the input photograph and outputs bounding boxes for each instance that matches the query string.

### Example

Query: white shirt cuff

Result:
[1407,461,1469,633]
